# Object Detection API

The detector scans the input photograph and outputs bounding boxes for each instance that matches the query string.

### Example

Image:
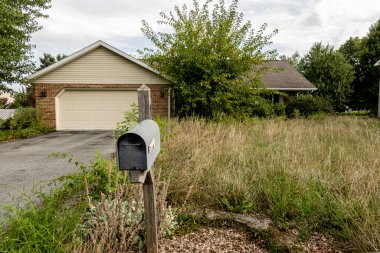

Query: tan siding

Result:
[33,47,170,84]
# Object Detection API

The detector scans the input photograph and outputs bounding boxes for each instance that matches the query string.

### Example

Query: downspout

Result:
[374,60,380,118]
[167,88,172,118]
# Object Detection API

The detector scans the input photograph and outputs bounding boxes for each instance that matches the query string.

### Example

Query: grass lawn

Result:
[0,127,54,143]
[0,116,379,252]
[155,116,380,251]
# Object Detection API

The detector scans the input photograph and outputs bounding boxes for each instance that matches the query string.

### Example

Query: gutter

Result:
[265,87,318,91]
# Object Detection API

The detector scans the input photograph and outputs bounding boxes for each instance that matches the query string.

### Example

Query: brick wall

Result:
[34,83,171,128]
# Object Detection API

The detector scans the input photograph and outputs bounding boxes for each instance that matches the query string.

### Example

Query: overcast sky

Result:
[31,0,380,63]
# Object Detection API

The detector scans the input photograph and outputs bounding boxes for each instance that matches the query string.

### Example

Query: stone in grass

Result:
[204,210,271,230]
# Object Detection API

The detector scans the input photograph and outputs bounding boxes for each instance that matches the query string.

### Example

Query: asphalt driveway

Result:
[0,131,115,210]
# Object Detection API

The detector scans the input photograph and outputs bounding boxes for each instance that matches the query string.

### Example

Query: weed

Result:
[221,195,254,213]
[115,103,139,139]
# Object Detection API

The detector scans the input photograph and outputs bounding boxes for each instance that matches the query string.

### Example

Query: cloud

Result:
[301,11,322,27]
[30,0,380,62]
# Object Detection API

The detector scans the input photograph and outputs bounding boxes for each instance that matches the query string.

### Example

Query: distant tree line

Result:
[281,20,380,113]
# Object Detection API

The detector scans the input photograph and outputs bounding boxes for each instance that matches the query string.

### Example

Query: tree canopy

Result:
[279,51,301,70]
[339,19,380,111]
[140,0,277,117]
[0,0,51,91]
[37,53,67,71]
[299,43,354,112]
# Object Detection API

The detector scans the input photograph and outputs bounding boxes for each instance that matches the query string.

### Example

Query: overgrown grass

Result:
[155,116,380,251]
[0,153,117,252]
[0,152,175,252]
[0,127,53,143]
[1,116,379,251]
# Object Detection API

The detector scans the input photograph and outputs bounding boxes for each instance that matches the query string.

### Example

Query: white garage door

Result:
[56,90,138,130]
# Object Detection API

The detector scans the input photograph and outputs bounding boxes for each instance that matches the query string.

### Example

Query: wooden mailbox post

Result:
[138,84,158,253]
[116,84,158,253]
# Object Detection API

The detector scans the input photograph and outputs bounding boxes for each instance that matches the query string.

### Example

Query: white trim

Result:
[27,40,165,81]
[266,87,317,91]
[55,89,66,131]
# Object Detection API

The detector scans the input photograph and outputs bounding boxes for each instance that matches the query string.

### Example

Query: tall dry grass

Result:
[155,116,380,251]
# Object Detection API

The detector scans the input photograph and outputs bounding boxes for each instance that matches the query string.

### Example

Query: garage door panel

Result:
[71,121,84,129]
[94,121,105,129]
[71,111,83,119]
[60,103,72,110]
[60,121,70,129]
[95,110,105,119]
[83,121,94,129]
[57,90,138,130]
[104,112,116,121]
[82,101,94,110]
[71,100,82,109]
[104,122,116,129]
[82,112,95,121]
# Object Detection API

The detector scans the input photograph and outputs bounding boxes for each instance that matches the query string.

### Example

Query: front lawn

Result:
[0,116,379,252]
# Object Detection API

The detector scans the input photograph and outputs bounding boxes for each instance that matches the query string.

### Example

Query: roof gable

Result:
[28,40,171,84]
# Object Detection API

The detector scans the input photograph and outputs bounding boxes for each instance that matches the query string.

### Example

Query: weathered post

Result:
[116,84,159,253]
[138,84,158,253]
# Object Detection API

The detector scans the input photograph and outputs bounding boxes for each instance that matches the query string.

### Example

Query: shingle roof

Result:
[256,60,317,91]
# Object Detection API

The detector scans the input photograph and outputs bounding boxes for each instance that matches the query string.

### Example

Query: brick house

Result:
[27,41,172,130]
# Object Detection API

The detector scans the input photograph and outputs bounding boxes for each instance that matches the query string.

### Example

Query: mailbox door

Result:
[118,134,147,170]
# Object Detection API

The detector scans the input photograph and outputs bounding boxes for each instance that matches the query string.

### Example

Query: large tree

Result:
[0,0,51,91]
[140,0,277,117]
[339,20,380,111]
[299,42,354,112]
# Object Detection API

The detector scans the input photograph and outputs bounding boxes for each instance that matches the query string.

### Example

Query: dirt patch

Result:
[155,211,347,253]
[157,226,345,253]
[160,227,267,253]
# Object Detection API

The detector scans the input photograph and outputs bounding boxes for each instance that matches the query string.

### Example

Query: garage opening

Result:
[56,89,138,130]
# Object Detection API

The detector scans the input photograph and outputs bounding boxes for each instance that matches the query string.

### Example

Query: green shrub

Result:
[208,88,287,119]
[250,97,275,118]
[286,94,333,117]
[9,108,38,130]
[273,103,286,116]
[0,117,11,130]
